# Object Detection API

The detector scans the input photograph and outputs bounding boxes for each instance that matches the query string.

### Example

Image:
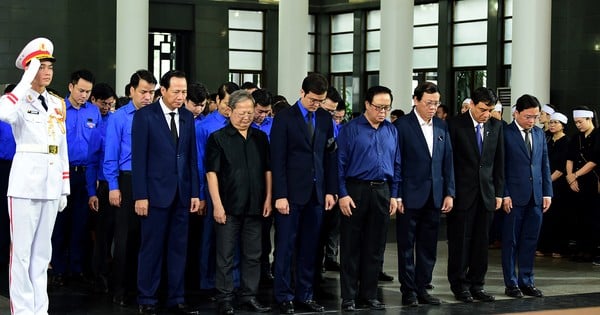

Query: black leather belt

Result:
[70,165,86,172]
[119,170,132,176]
[347,178,387,186]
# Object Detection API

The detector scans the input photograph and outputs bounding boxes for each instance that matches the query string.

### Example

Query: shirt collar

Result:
[159,98,178,115]
[468,110,481,128]
[415,111,432,127]
[296,100,310,119]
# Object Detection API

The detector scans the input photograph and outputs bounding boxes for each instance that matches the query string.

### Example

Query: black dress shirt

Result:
[205,123,270,215]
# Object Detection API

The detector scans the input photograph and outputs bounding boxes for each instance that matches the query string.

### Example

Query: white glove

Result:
[58,196,68,212]
[9,58,40,100]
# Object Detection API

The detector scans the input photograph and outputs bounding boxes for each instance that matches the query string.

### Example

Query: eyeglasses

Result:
[307,96,327,105]
[370,103,392,112]
[422,100,442,107]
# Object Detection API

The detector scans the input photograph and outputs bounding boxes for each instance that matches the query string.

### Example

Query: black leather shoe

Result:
[112,295,128,307]
[520,285,543,297]
[358,299,385,310]
[279,301,294,314]
[378,271,394,281]
[425,283,435,290]
[471,289,495,302]
[324,260,341,271]
[169,303,199,315]
[417,293,441,305]
[241,298,270,313]
[505,286,524,298]
[341,300,355,312]
[297,300,324,312]
[401,295,418,307]
[138,304,157,315]
[218,301,235,315]
[454,291,473,303]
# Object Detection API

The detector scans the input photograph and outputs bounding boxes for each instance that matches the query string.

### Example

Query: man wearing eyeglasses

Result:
[270,73,337,314]
[337,85,400,311]
[501,94,552,299]
[393,81,455,307]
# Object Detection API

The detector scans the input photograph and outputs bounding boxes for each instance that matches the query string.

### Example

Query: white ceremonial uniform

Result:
[0,87,69,314]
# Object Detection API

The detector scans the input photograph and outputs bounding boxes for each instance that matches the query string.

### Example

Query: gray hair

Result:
[227,89,255,110]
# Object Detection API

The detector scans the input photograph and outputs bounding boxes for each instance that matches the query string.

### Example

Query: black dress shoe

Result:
[378,271,394,281]
[417,293,441,305]
[471,289,495,302]
[112,295,128,307]
[169,303,199,315]
[520,285,543,297]
[358,299,385,310]
[297,300,325,312]
[341,299,356,312]
[279,301,294,314]
[425,283,435,290]
[218,301,235,315]
[453,291,473,303]
[401,295,418,307]
[241,298,271,313]
[138,304,158,315]
[324,260,341,271]
[505,286,524,298]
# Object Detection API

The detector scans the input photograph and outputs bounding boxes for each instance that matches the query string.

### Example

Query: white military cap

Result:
[550,112,568,124]
[15,37,55,70]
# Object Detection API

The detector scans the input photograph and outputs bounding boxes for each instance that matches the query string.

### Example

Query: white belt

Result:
[16,144,59,154]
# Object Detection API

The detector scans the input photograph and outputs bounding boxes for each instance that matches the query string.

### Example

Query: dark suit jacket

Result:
[503,121,553,206]
[394,111,455,209]
[447,112,504,211]
[131,101,199,208]
[270,103,337,205]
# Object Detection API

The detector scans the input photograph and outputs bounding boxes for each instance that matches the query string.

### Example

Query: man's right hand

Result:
[339,196,356,217]
[275,198,290,215]
[135,199,149,216]
[89,196,99,211]
[109,189,121,207]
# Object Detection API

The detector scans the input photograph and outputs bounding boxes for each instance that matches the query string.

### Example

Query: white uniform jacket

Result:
[0,89,70,199]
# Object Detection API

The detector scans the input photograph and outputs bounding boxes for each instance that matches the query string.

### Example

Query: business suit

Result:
[270,102,337,304]
[501,121,552,288]
[131,100,199,307]
[393,111,455,298]
[446,112,504,294]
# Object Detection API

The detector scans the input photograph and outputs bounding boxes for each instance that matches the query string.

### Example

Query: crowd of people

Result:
[0,38,599,315]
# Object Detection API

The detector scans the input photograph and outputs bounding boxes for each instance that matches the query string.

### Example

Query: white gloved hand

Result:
[58,196,68,212]
[9,58,41,101]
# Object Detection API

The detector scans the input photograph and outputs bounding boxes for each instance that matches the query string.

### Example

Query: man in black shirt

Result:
[205,89,272,315]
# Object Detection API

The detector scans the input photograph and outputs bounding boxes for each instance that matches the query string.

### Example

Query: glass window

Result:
[229,30,263,50]
[366,30,380,51]
[413,48,438,69]
[367,10,380,30]
[414,3,439,25]
[331,53,353,73]
[366,52,379,72]
[504,42,512,65]
[454,0,488,22]
[228,10,263,30]
[453,21,487,44]
[505,0,513,17]
[308,14,316,73]
[413,26,438,47]
[504,19,512,41]
[332,13,353,33]
[229,51,262,71]
[453,44,487,67]
[331,33,354,53]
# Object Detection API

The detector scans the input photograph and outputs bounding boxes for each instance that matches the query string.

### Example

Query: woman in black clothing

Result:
[565,106,600,264]
[537,112,571,257]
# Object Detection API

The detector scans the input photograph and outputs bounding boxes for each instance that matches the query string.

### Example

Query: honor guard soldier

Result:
[0,37,70,315]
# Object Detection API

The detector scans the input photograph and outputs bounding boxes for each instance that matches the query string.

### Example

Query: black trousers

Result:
[112,172,140,298]
[0,159,11,268]
[339,180,390,300]
[215,213,262,302]
[91,180,115,278]
[446,195,493,293]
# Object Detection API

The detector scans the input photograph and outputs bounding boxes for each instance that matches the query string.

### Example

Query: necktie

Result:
[38,95,48,111]
[476,123,483,154]
[524,128,532,156]
[306,111,314,142]
[169,112,178,144]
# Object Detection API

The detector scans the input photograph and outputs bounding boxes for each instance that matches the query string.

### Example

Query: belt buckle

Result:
[48,145,58,154]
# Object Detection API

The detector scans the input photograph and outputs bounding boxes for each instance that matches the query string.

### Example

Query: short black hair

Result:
[187,82,209,103]
[471,87,497,106]
[116,96,130,109]
[130,70,157,89]
[515,94,541,112]
[336,102,346,112]
[272,95,291,115]
[413,81,439,101]
[91,83,117,101]
[301,73,328,95]
[437,104,449,114]
[160,70,186,89]
[241,81,258,90]
[217,82,240,101]
[326,86,342,103]
[70,69,95,85]
[252,89,272,107]
[391,109,405,118]
[366,85,393,104]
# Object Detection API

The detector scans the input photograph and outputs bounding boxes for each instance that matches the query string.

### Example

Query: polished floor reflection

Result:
[1,236,600,314]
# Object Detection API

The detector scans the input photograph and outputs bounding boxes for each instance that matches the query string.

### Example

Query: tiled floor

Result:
[2,234,600,314]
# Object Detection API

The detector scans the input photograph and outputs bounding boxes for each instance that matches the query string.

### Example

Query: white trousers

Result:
[8,197,58,315]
